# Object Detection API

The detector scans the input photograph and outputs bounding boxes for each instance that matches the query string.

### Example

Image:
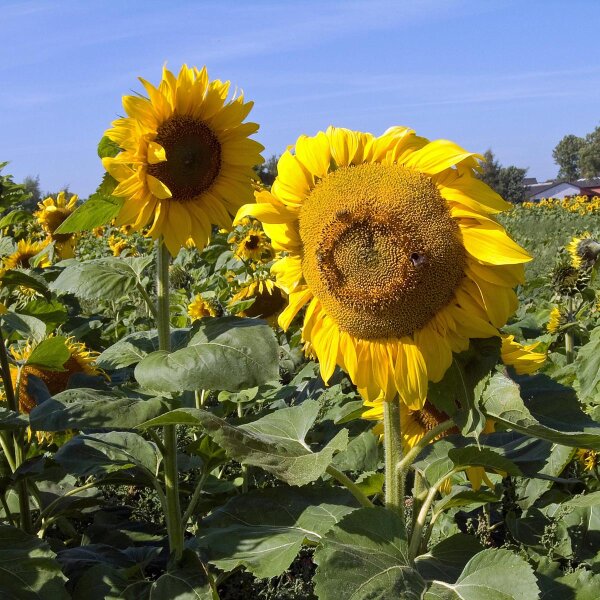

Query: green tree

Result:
[254,154,279,187]
[579,125,600,178]
[552,134,585,180]
[477,149,528,203]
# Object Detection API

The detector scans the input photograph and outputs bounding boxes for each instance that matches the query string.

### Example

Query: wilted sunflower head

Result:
[236,126,530,409]
[188,294,219,320]
[6,338,99,414]
[34,192,78,241]
[3,239,51,270]
[102,64,264,256]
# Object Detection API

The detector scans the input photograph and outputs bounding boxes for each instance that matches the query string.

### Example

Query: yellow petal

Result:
[278,288,312,330]
[147,141,166,164]
[146,174,172,199]
[294,132,331,180]
[394,339,427,410]
[403,139,482,175]
[459,224,531,265]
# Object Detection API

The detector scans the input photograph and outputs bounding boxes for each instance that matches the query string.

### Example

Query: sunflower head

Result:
[188,294,219,320]
[3,239,51,270]
[237,126,530,409]
[34,192,78,242]
[546,306,562,334]
[7,337,100,414]
[500,334,546,375]
[567,232,600,270]
[102,65,264,255]
[577,448,598,472]
[107,234,134,257]
[233,227,272,263]
[229,277,286,323]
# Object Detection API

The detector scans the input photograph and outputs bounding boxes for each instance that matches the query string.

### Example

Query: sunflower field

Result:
[0,65,599,600]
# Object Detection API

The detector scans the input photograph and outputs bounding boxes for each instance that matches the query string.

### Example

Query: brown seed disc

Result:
[299,163,466,340]
[147,114,221,201]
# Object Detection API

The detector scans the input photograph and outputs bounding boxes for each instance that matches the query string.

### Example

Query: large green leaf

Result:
[574,327,600,404]
[0,407,28,430]
[50,256,152,301]
[332,430,379,473]
[96,329,192,370]
[29,390,173,431]
[138,401,348,486]
[415,534,484,583]
[447,447,521,476]
[0,269,50,299]
[424,548,539,599]
[26,336,71,370]
[55,173,122,234]
[196,485,357,578]
[481,373,600,450]
[313,507,426,600]
[54,432,159,481]
[0,312,46,341]
[19,299,68,330]
[0,525,69,599]
[134,317,279,393]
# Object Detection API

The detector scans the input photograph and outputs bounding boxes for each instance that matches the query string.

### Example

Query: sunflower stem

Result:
[0,326,32,533]
[383,396,404,519]
[325,465,374,508]
[156,239,184,561]
[565,297,575,364]
[397,419,454,476]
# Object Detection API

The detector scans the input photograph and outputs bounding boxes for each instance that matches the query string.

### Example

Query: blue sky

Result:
[1,0,599,197]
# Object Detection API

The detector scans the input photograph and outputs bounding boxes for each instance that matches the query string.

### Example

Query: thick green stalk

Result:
[156,239,184,560]
[383,396,403,518]
[565,297,575,364]
[0,327,31,532]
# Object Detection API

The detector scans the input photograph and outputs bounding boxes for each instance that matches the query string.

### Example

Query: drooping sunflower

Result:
[3,239,51,270]
[236,126,530,409]
[5,338,99,415]
[229,277,286,324]
[188,294,218,320]
[500,334,546,375]
[34,191,78,259]
[102,64,264,256]
[567,232,600,270]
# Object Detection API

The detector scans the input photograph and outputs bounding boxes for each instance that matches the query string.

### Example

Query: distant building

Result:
[525,177,600,200]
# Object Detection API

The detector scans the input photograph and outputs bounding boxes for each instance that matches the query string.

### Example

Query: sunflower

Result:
[102,64,264,256]
[107,234,135,257]
[500,334,546,375]
[364,399,497,491]
[229,277,286,323]
[34,191,78,259]
[546,306,562,334]
[567,232,600,270]
[577,448,598,472]
[3,239,51,270]
[233,227,272,262]
[5,338,99,415]
[236,127,530,409]
[188,294,218,320]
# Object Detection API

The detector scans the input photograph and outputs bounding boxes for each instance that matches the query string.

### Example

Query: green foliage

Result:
[477,149,528,202]
[553,134,586,180]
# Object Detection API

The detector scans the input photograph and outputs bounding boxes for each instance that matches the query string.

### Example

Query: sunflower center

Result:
[245,234,260,250]
[299,163,466,339]
[148,114,221,201]
[412,401,453,433]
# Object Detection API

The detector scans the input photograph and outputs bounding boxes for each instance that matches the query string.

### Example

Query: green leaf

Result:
[150,551,213,599]
[96,329,192,370]
[55,172,122,234]
[424,548,539,600]
[0,312,46,341]
[332,430,379,473]
[29,390,173,432]
[313,507,426,600]
[0,407,28,430]
[574,327,600,403]
[97,136,120,159]
[0,269,50,299]
[482,373,600,450]
[50,256,152,301]
[0,525,69,599]
[448,447,522,476]
[19,299,68,329]
[0,209,32,227]
[543,569,600,600]
[415,534,484,583]
[196,485,357,578]
[26,336,71,370]
[54,432,159,481]
[434,486,501,514]
[134,316,279,393]
[139,401,348,486]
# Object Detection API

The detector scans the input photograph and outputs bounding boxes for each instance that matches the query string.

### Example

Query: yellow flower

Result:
[3,239,51,270]
[102,64,264,256]
[188,294,218,320]
[229,277,286,323]
[234,227,271,262]
[34,192,78,259]
[546,306,562,334]
[500,334,546,375]
[237,126,530,409]
[107,234,131,257]
[567,232,600,270]
[6,338,99,415]
[577,448,598,472]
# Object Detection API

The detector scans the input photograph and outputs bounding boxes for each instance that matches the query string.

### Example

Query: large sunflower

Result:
[3,239,51,270]
[34,191,78,259]
[102,65,264,255]
[236,127,530,409]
